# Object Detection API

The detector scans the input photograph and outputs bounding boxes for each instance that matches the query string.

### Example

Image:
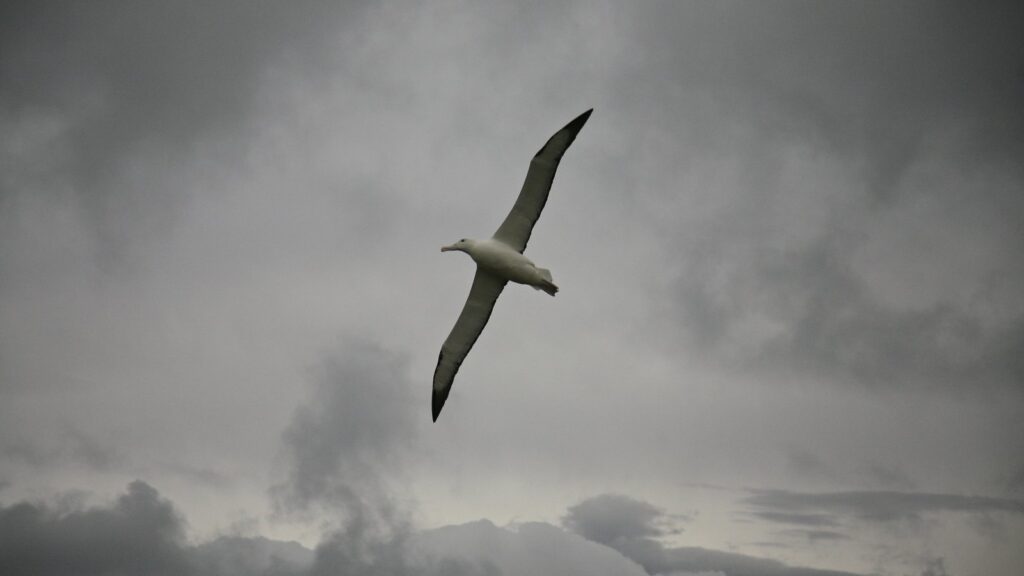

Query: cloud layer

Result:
[745,488,1024,525]
[564,494,862,576]
[4,484,881,576]
[2,3,1023,576]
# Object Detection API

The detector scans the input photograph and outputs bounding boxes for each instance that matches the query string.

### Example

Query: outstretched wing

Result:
[432,269,507,421]
[492,109,593,253]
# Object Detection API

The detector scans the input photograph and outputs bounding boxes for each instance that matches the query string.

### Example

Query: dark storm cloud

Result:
[0,480,462,576]
[643,2,1024,393]
[0,481,654,576]
[0,1,354,261]
[0,480,192,575]
[564,494,863,576]
[632,1,1024,198]
[745,489,1024,524]
[0,481,316,575]
[0,0,348,162]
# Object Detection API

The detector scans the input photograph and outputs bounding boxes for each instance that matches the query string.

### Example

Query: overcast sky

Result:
[2,2,1023,575]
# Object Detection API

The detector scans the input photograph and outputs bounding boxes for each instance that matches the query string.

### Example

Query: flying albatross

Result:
[432,108,593,421]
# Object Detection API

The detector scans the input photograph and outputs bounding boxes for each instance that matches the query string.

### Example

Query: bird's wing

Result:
[432,268,507,421]
[492,109,593,253]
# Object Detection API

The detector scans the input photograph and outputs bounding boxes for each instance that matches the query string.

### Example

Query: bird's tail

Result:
[534,268,558,296]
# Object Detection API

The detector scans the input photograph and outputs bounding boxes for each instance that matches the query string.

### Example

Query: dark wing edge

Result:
[492,108,593,253]
[432,269,507,421]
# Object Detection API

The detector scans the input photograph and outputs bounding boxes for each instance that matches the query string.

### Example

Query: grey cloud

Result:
[774,529,849,543]
[0,1,355,264]
[0,481,389,576]
[1009,464,1024,494]
[632,2,1024,394]
[2,429,123,471]
[308,530,412,576]
[749,512,838,528]
[0,482,653,576]
[193,537,313,576]
[271,340,418,517]
[0,0,349,171]
[919,557,949,576]
[308,515,654,576]
[163,464,232,490]
[565,494,863,576]
[786,452,836,481]
[859,464,916,492]
[563,493,669,545]
[2,3,1022,575]
[271,342,617,576]
[749,542,790,550]
[0,478,437,576]
[412,519,647,576]
[267,341,481,576]
[5,346,650,576]
[646,547,860,576]
[967,512,1009,542]
[0,480,192,575]
[632,2,1024,200]
[611,540,862,576]
[678,232,1024,392]
[785,452,917,491]
[0,481,316,576]
[745,489,1024,524]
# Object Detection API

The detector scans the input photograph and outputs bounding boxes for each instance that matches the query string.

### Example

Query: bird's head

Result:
[441,238,472,253]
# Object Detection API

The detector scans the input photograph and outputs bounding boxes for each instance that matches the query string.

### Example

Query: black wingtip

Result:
[564,108,594,134]
[534,109,595,158]
[432,387,450,422]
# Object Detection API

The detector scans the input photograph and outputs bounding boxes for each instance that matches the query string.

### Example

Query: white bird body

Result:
[432,109,593,421]
[442,238,556,293]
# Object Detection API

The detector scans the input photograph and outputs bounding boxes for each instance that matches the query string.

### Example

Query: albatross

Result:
[432,108,593,421]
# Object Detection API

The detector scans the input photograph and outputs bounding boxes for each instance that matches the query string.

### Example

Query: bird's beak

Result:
[441,244,455,252]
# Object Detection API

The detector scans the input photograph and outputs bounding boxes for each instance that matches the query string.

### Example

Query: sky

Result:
[2,1,1023,575]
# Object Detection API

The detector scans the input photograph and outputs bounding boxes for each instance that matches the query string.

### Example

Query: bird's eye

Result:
[460,238,466,242]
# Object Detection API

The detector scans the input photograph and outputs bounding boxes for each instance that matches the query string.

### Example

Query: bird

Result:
[432,108,593,422]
